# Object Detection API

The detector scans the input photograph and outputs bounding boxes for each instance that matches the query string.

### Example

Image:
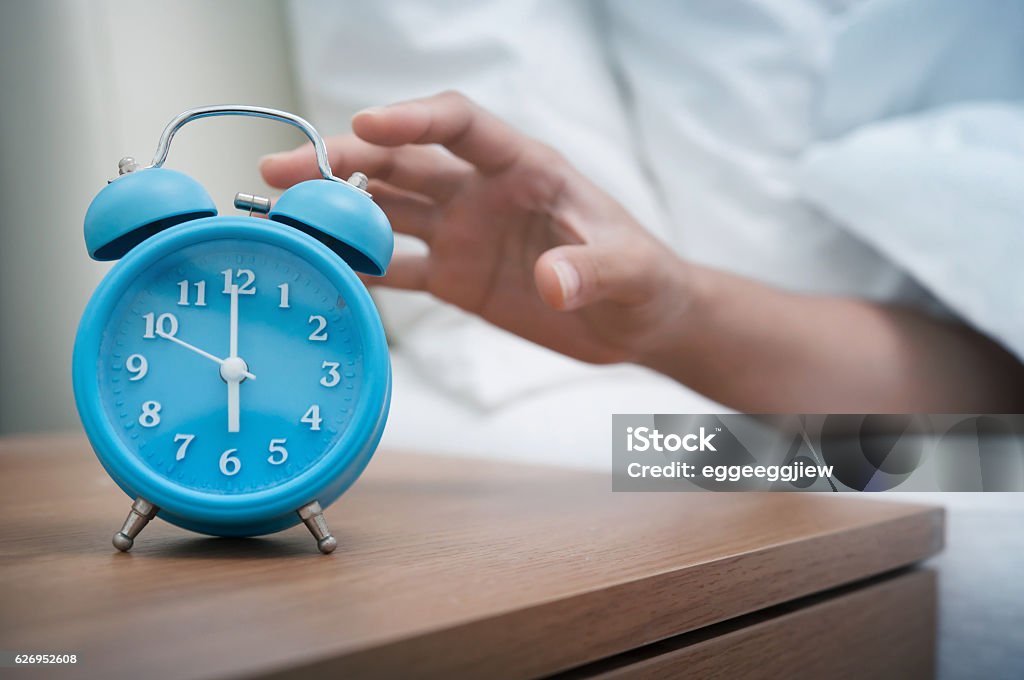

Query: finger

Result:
[368,182,437,243]
[535,244,649,311]
[363,253,429,290]
[352,91,527,175]
[260,136,470,202]
[260,142,323,187]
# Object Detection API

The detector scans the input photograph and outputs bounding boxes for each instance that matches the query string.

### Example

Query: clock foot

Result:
[297,500,337,554]
[112,497,159,552]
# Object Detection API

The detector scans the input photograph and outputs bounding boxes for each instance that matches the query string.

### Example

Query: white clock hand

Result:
[226,284,242,434]
[156,330,256,380]
[227,380,240,433]
[229,284,239,359]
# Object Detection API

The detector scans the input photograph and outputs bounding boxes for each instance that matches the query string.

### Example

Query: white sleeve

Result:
[797,101,1024,361]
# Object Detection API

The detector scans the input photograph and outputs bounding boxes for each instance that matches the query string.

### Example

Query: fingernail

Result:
[258,151,287,166]
[552,259,581,305]
[354,106,385,118]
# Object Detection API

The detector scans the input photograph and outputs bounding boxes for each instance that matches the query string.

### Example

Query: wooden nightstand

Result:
[0,434,941,679]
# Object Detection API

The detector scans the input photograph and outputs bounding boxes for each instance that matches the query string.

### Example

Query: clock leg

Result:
[297,500,337,554]
[112,497,159,552]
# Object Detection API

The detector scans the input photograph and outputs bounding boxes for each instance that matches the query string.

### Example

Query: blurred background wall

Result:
[0,0,299,434]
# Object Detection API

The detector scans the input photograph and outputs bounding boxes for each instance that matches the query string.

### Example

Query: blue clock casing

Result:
[72,106,394,553]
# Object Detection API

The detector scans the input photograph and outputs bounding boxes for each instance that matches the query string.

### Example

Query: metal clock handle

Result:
[148,104,341,182]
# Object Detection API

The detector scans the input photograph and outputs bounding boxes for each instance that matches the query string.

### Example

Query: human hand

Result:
[261,91,694,364]
[262,93,1024,412]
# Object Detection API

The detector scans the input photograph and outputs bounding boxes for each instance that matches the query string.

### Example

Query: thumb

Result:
[535,244,646,311]
[259,143,319,188]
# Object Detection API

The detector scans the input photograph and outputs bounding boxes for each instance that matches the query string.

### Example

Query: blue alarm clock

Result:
[73,106,393,554]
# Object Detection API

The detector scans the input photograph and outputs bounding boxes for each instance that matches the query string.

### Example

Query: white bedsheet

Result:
[380,349,726,470]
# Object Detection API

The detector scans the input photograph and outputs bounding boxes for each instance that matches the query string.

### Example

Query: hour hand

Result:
[156,330,256,380]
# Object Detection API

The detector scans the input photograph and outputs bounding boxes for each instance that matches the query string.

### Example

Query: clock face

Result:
[96,237,366,495]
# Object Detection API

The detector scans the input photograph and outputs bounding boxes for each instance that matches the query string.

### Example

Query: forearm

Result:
[640,264,1024,413]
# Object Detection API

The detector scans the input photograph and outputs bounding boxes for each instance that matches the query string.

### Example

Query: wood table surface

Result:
[0,434,943,680]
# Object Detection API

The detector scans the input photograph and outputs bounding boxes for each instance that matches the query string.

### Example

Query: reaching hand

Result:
[262,91,1024,413]
[260,91,691,365]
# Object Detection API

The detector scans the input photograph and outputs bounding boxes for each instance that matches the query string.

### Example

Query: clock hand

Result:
[229,284,239,358]
[226,284,242,434]
[156,330,256,380]
[227,379,240,433]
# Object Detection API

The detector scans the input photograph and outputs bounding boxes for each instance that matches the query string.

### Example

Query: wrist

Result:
[632,258,717,374]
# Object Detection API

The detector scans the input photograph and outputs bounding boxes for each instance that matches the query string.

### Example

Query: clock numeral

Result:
[219,448,241,476]
[139,400,162,428]
[143,312,178,339]
[268,438,289,465]
[320,361,341,387]
[308,315,328,342]
[278,283,290,309]
[177,280,207,306]
[174,433,195,460]
[222,268,256,295]
[301,405,323,431]
[125,354,148,381]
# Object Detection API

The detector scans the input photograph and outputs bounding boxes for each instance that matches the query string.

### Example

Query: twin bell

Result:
[82,106,393,277]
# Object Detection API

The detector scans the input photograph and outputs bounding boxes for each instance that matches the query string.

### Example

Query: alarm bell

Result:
[270,176,393,276]
[84,166,217,260]
[83,105,394,275]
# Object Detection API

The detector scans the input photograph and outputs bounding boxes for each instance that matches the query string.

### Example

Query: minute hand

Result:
[229,284,239,358]
[227,284,242,436]
[156,331,256,380]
